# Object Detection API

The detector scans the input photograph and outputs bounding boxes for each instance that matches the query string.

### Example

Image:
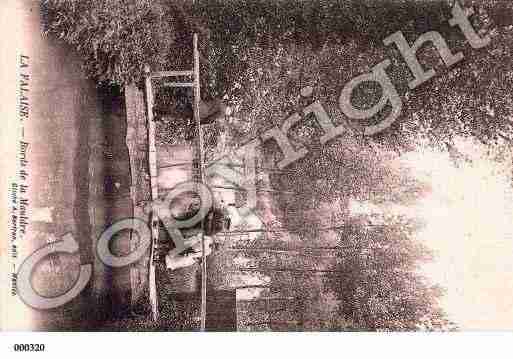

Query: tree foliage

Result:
[42,0,180,85]
[327,217,453,331]
[264,133,454,330]
[42,0,513,148]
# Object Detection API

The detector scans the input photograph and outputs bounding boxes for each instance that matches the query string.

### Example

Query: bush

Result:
[42,0,180,85]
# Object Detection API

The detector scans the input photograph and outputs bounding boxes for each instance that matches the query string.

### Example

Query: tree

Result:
[264,135,453,330]
[42,0,181,85]
[327,216,455,331]
[43,0,513,147]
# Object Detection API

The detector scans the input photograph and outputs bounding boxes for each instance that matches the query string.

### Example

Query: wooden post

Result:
[193,33,208,332]
[144,65,159,321]
[139,35,206,327]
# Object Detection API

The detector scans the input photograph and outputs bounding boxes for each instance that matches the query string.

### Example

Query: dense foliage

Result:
[42,1,513,148]
[41,0,181,85]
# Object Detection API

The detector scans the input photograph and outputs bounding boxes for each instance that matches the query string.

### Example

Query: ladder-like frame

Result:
[144,34,207,330]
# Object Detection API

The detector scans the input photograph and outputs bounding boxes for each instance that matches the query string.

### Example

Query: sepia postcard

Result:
[1,0,513,340]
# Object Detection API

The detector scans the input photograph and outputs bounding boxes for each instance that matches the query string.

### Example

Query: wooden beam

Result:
[209,185,296,195]
[229,268,346,274]
[144,65,159,322]
[151,70,194,78]
[193,33,208,333]
[163,82,195,88]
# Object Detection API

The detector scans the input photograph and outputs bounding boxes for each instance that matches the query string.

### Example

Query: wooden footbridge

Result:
[130,34,320,332]
[143,34,213,330]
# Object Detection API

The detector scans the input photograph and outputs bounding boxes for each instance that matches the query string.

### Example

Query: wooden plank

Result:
[193,33,208,332]
[163,82,194,87]
[124,85,151,306]
[157,161,194,169]
[148,212,160,321]
[144,65,160,322]
[209,185,296,195]
[151,70,194,78]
